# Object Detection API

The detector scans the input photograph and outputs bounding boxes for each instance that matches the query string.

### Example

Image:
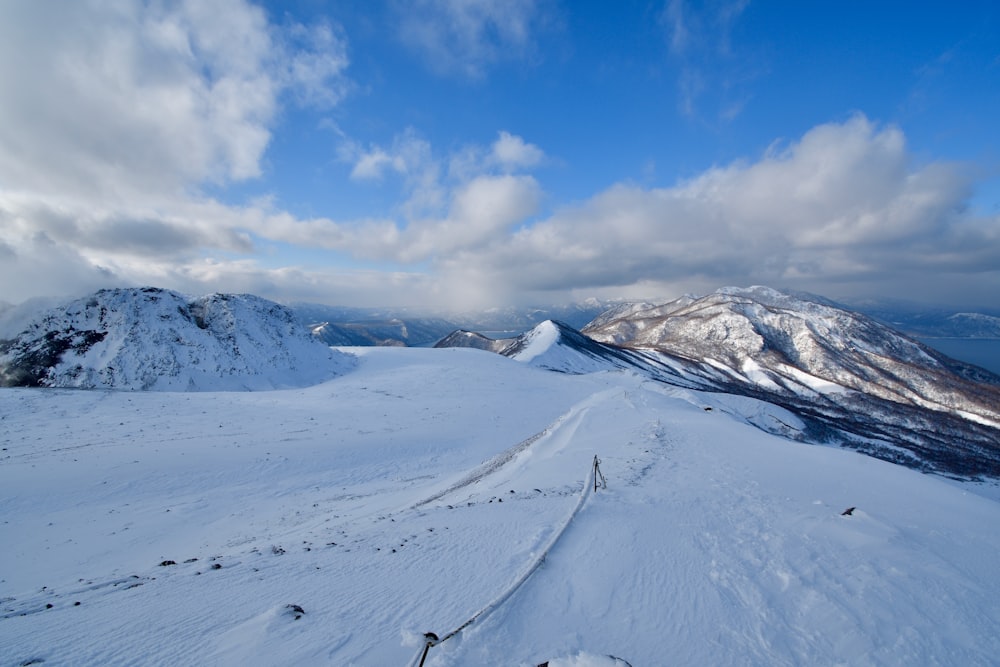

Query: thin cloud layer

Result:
[394,0,549,78]
[660,0,756,120]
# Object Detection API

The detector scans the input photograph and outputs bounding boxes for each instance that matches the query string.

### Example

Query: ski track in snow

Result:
[1,347,999,666]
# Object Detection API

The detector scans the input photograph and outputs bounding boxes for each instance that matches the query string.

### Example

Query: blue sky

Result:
[0,1,997,310]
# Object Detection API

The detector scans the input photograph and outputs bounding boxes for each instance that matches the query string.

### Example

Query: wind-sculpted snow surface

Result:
[1,347,999,665]
[0,288,354,390]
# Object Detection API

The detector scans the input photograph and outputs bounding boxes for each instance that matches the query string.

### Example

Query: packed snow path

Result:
[2,347,999,666]
[408,451,606,667]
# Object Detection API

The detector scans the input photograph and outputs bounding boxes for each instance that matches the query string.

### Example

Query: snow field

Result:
[1,346,999,665]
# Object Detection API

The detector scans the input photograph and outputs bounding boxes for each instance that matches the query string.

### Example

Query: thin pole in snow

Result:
[593,455,606,492]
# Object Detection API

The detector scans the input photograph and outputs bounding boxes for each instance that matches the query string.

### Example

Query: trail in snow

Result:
[1,347,999,666]
[408,453,602,667]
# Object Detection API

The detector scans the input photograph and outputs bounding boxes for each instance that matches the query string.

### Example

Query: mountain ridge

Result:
[437,288,1000,480]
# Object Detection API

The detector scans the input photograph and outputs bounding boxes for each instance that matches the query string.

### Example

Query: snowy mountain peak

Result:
[584,286,1000,419]
[0,287,354,391]
[494,320,633,375]
[716,284,787,301]
[437,319,644,376]
[504,320,567,362]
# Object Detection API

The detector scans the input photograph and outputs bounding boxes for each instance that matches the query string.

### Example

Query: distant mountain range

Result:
[437,287,1000,481]
[4,291,995,349]
[2,285,999,481]
[847,299,1000,339]
[287,296,1000,346]
[293,300,608,347]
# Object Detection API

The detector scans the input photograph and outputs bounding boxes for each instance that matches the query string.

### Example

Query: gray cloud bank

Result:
[0,2,996,311]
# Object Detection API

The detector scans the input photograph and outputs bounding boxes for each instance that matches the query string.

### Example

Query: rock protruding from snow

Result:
[0,287,354,391]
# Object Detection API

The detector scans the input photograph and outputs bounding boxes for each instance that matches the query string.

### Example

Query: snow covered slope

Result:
[581,287,1000,476]
[439,297,1000,480]
[0,288,354,390]
[584,286,1000,419]
[1,347,999,666]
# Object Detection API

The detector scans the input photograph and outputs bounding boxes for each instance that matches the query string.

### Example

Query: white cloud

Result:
[396,174,542,262]
[430,115,1000,307]
[0,0,353,304]
[282,20,351,108]
[338,129,544,254]
[663,0,690,55]
[0,3,995,323]
[660,0,755,121]
[232,173,542,266]
[395,0,549,78]
[0,0,349,203]
[492,131,546,170]
[350,148,407,181]
[346,129,433,186]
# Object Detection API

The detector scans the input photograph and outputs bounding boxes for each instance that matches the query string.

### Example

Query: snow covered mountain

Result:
[434,329,511,353]
[438,289,1000,481]
[436,321,650,375]
[0,287,354,391]
[582,286,1000,418]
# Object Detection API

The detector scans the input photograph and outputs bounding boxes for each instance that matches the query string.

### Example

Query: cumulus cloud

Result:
[281,20,351,108]
[492,131,546,171]
[0,0,349,200]
[432,115,1000,307]
[235,172,542,267]
[0,1,309,201]
[0,0,351,303]
[350,148,407,181]
[333,129,544,262]
[346,129,432,184]
[395,0,550,78]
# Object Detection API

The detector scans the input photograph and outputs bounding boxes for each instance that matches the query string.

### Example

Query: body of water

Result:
[918,338,1000,377]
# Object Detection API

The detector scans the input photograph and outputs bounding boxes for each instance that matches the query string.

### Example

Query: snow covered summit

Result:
[437,320,644,376]
[0,287,354,391]
[583,285,1000,423]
